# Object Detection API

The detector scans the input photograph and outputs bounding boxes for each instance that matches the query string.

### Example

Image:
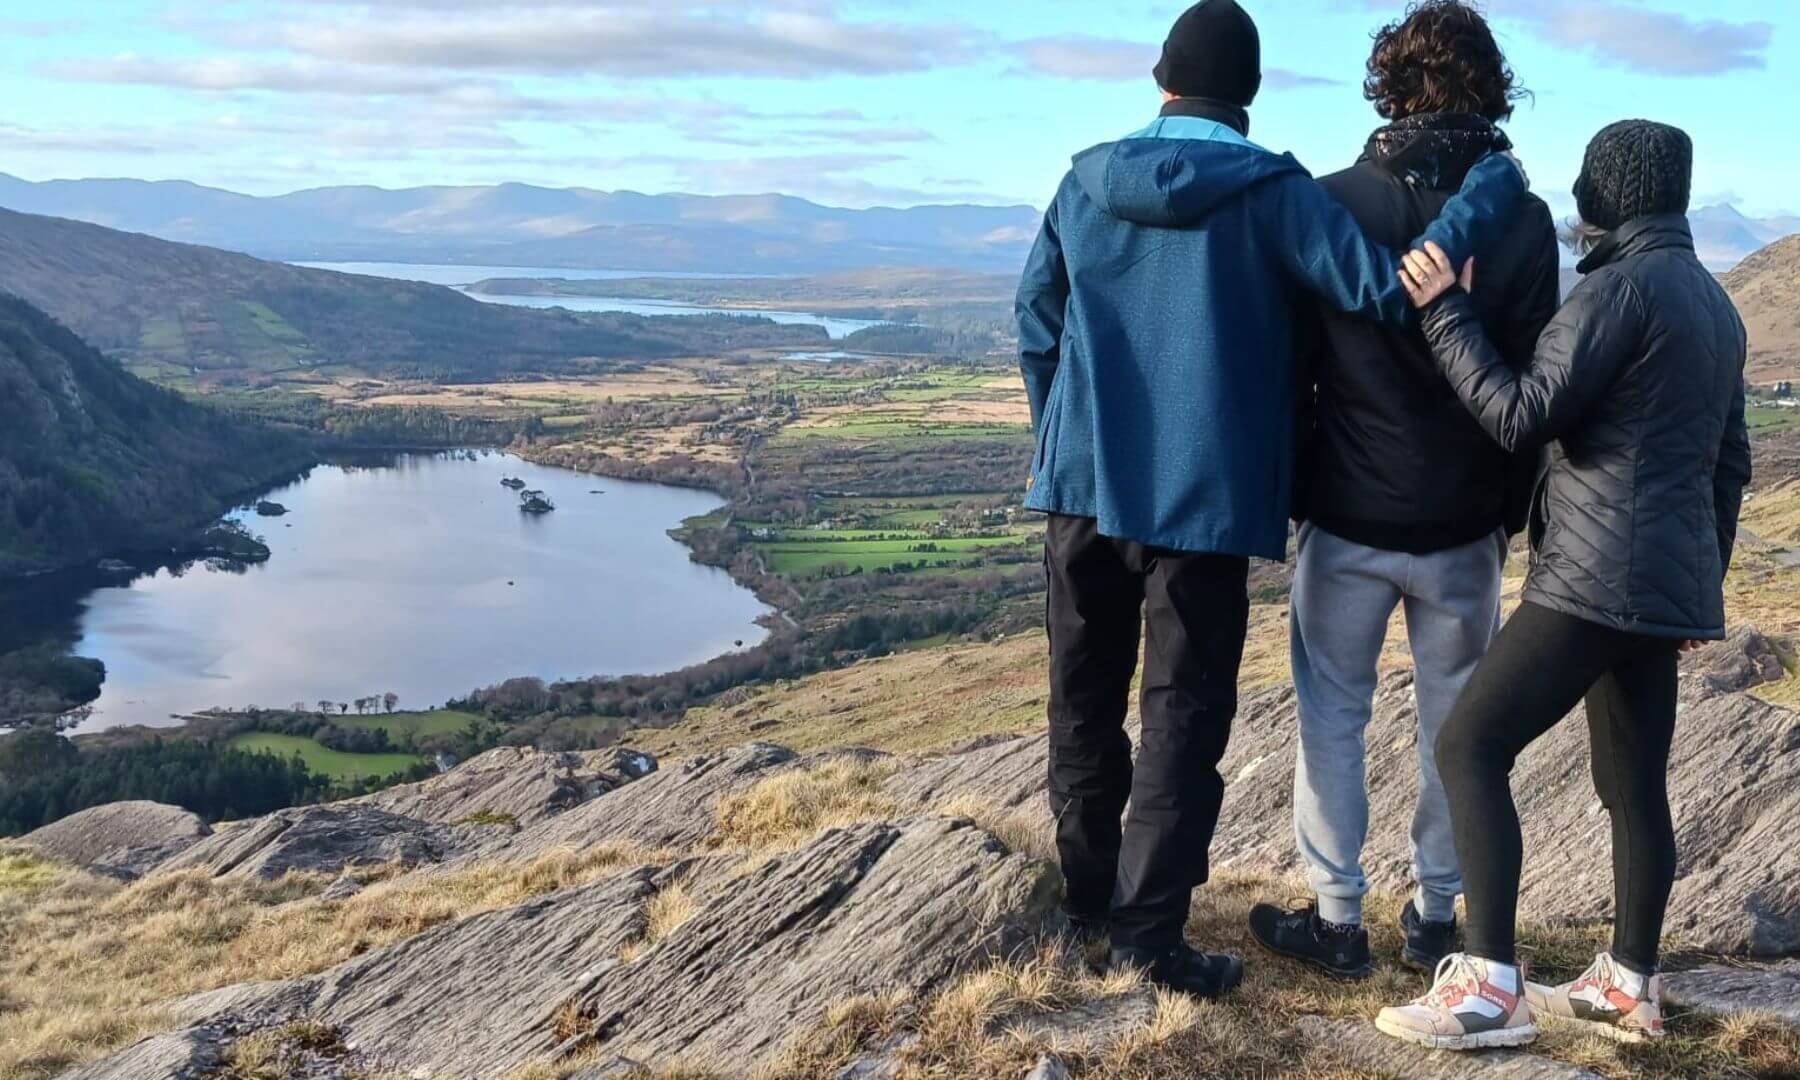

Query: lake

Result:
[299,261,883,339]
[6,453,770,734]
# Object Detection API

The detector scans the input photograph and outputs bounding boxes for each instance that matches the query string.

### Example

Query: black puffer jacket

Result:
[1420,214,1751,639]
[1302,115,1560,553]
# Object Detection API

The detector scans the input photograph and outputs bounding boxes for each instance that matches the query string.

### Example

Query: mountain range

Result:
[1689,205,1800,270]
[0,174,1043,275]
[1720,233,1800,383]
[0,207,833,383]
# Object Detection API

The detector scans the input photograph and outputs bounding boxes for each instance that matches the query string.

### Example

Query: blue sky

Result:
[0,0,1794,219]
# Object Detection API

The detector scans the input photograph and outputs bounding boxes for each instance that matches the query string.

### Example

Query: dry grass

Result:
[936,796,1056,862]
[0,842,661,1080]
[712,756,901,853]
[617,883,701,963]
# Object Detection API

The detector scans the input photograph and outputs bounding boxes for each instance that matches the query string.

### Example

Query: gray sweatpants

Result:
[1289,522,1506,926]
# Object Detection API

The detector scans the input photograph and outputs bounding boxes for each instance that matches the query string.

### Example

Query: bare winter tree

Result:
[383,692,399,713]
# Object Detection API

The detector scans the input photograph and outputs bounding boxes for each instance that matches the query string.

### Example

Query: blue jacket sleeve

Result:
[1268,153,1526,328]
[1017,194,1070,432]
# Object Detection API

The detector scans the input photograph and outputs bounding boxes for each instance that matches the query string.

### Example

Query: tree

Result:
[338,702,349,715]
[318,700,334,717]
[383,692,399,713]
[0,727,78,784]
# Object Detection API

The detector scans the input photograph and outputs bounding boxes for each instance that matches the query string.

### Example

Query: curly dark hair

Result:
[1364,1,1528,122]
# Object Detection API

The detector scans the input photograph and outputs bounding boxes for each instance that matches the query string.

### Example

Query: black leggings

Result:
[1435,601,1680,974]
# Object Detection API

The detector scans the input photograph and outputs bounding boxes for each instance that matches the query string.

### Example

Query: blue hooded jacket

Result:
[1018,114,1524,558]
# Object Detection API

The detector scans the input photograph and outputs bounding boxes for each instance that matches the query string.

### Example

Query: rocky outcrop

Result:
[353,745,657,827]
[560,817,1057,1070]
[488,741,800,859]
[20,801,210,879]
[1690,625,1788,693]
[888,661,1800,956]
[1665,961,1800,1026]
[152,805,462,880]
[74,817,1056,1080]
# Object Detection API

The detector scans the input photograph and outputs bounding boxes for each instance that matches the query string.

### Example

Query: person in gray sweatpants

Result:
[1245,0,1561,980]
[1289,524,1504,938]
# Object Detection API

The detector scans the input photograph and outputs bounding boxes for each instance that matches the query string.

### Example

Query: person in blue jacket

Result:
[1018,0,1525,998]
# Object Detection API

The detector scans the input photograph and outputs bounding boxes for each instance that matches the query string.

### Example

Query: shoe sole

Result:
[1250,932,1374,981]
[1375,1016,1539,1051]
[1531,1011,1661,1045]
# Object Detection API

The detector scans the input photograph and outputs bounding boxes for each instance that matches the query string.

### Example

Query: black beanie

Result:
[1573,120,1693,232]
[1153,0,1262,108]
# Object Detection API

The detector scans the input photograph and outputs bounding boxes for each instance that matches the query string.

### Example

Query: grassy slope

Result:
[227,732,424,782]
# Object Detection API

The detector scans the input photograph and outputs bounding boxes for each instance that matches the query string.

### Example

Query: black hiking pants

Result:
[1044,513,1250,953]
[1436,601,1681,974]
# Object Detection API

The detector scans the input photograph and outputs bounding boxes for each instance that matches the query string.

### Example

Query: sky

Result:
[0,0,1795,220]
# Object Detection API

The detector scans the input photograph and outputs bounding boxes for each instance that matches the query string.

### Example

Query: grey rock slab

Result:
[491,741,799,859]
[1665,961,1800,1025]
[1295,1018,1601,1079]
[58,1027,225,1080]
[113,868,661,1080]
[152,804,462,880]
[21,801,210,879]
[1023,1054,1072,1080]
[565,816,1059,1071]
[885,733,1048,811]
[354,745,657,828]
[887,669,1800,955]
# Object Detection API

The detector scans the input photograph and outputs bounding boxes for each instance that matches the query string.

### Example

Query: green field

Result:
[230,732,426,782]
[334,708,481,739]
[758,534,1029,574]
[1748,404,1800,432]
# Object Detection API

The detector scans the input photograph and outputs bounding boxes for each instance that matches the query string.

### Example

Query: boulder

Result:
[20,800,210,879]
[353,745,657,828]
[1664,961,1800,1026]
[152,805,461,880]
[1690,625,1788,694]
[891,674,1800,956]
[490,741,799,859]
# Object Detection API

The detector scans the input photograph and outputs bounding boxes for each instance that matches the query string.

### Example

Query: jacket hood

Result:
[1073,136,1303,227]
[1363,113,1511,192]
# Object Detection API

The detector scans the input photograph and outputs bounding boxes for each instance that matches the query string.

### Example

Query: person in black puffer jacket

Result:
[1375,121,1753,1053]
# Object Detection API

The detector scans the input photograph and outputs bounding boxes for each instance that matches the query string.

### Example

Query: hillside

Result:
[1722,234,1800,383]
[1691,204,1800,270]
[7,629,1799,1079]
[0,174,1041,274]
[0,292,309,578]
[0,208,832,384]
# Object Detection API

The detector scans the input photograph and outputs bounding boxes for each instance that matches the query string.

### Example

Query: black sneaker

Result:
[1400,900,1457,972]
[1247,901,1374,980]
[1110,944,1245,999]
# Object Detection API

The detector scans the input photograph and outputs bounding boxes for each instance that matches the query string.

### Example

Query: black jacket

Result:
[1421,215,1752,639]
[1300,116,1560,553]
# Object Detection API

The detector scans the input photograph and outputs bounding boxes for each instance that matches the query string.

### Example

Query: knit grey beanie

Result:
[1573,120,1693,232]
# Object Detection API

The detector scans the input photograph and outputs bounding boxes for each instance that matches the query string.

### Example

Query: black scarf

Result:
[1161,96,1250,137]
[1364,113,1510,191]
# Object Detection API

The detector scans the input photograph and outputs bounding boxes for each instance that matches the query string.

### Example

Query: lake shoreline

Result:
[4,451,772,735]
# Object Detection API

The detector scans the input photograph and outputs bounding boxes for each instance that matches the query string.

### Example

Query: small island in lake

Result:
[255,501,289,517]
[500,477,527,491]
[518,489,555,515]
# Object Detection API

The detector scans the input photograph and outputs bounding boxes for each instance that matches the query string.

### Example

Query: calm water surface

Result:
[299,261,881,339]
[13,453,768,733]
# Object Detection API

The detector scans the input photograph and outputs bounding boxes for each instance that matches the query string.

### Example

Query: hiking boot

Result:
[1062,906,1111,946]
[1400,900,1458,973]
[1111,943,1245,999]
[1376,953,1538,1051]
[1247,901,1373,979]
[1525,952,1666,1044]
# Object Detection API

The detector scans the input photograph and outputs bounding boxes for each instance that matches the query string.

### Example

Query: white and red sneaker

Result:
[1376,952,1538,1050]
[1526,952,1666,1044]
